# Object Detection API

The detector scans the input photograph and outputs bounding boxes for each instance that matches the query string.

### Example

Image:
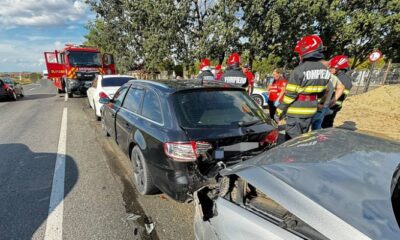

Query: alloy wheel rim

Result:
[133,152,145,191]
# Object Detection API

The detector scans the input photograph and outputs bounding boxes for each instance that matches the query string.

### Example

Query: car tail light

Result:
[260,129,279,146]
[99,91,108,99]
[164,141,212,162]
[2,83,9,90]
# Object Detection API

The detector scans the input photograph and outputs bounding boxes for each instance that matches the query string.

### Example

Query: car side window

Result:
[142,90,163,124]
[113,87,128,107]
[122,87,145,113]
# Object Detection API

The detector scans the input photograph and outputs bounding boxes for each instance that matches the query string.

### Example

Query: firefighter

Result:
[215,64,223,81]
[275,35,331,140]
[197,58,215,81]
[321,55,353,128]
[220,52,248,89]
[243,64,255,94]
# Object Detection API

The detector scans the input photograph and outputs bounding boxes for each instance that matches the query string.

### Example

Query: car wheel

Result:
[101,116,110,137]
[93,102,101,121]
[252,94,263,106]
[131,146,156,195]
[19,89,24,97]
[58,88,63,94]
[68,92,73,98]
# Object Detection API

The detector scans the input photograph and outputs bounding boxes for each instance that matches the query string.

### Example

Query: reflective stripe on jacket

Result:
[277,61,330,118]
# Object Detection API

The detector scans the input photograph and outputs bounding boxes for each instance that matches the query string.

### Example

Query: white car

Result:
[87,75,135,120]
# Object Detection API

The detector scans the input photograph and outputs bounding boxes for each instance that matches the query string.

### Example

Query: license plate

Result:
[221,142,259,152]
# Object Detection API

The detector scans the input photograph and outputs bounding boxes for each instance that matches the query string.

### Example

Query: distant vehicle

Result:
[87,75,135,120]
[42,70,48,79]
[251,87,269,108]
[194,129,400,240]
[44,44,116,98]
[101,80,278,202]
[0,78,23,101]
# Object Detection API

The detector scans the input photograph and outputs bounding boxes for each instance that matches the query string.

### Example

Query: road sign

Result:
[369,50,382,62]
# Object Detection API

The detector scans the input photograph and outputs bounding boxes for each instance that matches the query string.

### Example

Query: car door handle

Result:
[111,113,116,118]
[125,123,132,130]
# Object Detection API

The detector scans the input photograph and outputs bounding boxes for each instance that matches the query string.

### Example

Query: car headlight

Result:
[76,73,82,77]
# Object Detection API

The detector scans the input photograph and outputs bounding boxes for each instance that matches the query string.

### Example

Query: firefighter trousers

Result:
[285,116,312,140]
[322,107,341,128]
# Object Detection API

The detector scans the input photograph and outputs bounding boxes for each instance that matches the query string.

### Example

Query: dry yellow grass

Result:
[335,85,400,141]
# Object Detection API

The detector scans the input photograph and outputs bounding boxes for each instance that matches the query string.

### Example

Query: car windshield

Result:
[172,89,268,128]
[68,51,101,67]
[3,79,13,85]
[102,77,134,87]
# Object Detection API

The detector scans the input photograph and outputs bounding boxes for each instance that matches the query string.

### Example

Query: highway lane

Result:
[0,80,148,240]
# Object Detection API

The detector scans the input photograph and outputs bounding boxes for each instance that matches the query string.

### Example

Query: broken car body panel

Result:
[195,129,400,240]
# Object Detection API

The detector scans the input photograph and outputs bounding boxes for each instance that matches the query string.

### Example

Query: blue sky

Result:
[0,0,94,72]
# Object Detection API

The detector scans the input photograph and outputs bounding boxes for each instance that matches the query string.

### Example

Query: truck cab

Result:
[44,44,115,97]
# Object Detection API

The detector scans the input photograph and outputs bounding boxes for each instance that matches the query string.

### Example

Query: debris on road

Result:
[127,213,141,221]
[145,222,155,234]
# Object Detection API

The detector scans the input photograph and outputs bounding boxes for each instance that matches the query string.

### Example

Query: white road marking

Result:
[64,93,68,102]
[28,87,36,91]
[44,107,67,240]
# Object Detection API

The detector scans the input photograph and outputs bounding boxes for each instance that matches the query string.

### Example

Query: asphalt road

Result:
[0,80,193,240]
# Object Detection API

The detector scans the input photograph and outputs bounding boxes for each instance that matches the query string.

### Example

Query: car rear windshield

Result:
[102,77,134,87]
[172,89,268,128]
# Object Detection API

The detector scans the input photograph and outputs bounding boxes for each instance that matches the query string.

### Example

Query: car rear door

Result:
[103,86,129,139]
[115,85,145,153]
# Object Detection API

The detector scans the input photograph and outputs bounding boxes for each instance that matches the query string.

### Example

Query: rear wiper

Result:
[238,119,262,127]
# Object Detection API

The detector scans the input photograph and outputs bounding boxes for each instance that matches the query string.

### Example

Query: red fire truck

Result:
[44,44,116,97]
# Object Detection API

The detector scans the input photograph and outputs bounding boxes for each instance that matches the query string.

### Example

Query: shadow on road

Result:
[20,94,57,101]
[0,143,78,240]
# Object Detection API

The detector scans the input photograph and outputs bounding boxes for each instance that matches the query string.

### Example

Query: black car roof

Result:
[126,79,243,94]
[224,128,400,239]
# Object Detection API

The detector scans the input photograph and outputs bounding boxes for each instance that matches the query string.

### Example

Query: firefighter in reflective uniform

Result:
[220,53,248,90]
[322,55,353,128]
[197,58,215,81]
[275,35,331,140]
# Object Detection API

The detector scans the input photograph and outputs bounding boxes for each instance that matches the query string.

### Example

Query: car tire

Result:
[252,94,263,106]
[19,90,24,97]
[68,92,73,98]
[131,146,156,195]
[93,102,101,121]
[101,116,110,137]
[58,88,63,94]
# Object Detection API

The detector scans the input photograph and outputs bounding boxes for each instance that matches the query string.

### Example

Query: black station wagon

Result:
[101,80,278,202]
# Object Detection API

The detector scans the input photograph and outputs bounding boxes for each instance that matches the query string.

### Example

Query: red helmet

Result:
[200,58,210,69]
[227,52,241,66]
[330,55,350,70]
[294,35,324,58]
[215,64,222,71]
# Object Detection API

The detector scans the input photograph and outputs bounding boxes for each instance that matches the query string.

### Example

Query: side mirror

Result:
[99,97,110,104]
[102,54,114,66]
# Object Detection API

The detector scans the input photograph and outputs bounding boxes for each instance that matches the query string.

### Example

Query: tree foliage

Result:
[85,0,399,74]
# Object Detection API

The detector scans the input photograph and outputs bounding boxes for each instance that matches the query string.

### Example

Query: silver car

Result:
[194,129,400,240]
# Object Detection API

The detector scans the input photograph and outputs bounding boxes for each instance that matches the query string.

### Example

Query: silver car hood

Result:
[221,129,400,240]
